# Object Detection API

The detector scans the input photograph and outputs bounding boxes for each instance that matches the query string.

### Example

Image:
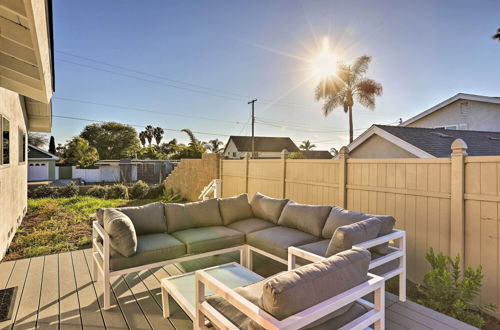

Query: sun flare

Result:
[311,38,338,80]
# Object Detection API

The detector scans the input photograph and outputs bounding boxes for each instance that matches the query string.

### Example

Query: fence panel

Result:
[247,159,282,198]
[285,159,340,205]
[346,158,451,283]
[221,160,246,197]
[464,156,500,310]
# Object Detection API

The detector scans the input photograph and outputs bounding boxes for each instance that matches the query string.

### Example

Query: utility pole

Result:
[248,99,257,158]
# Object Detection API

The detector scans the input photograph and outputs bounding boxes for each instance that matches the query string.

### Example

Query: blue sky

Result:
[51,0,500,150]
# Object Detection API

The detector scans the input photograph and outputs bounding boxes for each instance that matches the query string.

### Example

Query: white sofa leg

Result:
[103,272,111,310]
[399,271,407,302]
[92,256,98,281]
[374,281,385,330]
[399,232,407,302]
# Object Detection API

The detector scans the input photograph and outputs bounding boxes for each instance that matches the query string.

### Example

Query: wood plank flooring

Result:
[0,249,477,330]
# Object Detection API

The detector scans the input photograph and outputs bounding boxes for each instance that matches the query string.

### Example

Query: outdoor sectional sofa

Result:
[93,192,406,314]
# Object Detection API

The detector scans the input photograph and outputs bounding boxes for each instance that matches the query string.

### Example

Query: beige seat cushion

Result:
[322,206,396,254]
[97,202,168,235]
[261,247,371,321]
[278,202,331,237]
[171,226,244,254]
[165,199,223,233]
[325,218,382,257]
[103,209,137,257]
[227,218,276,235]
[250,192,288,224]
[219,193,254,225]
[109,233,185,271]
[246,226,320,260]
[297,240,330,257]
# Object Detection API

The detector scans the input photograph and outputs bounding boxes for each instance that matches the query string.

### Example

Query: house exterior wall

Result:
[0,88,28,259]
[406,100,500,132]
[350,135,417,158]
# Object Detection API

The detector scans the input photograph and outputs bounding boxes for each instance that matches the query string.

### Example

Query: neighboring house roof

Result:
[95,159,175,165]
[348,125,500,158]
[401,93,500,127]
[225,136,300,153]
[299,150,333,159]
[28,144,59,160]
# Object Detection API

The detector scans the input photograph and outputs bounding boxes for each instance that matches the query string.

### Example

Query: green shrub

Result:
[289,152,306,159]
[55,182,79,198]
[146,184,165,199]
[86,185,107,198]
[417,248,496,328]
[106,184,129,199]
[162,188,185,203]
[129,180,149,199]
[30,185,56,198]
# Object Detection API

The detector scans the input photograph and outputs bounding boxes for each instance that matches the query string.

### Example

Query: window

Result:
[2,117,9,165]
[434,125,458,130]
[19,128,26,163]
[232,152,236,157]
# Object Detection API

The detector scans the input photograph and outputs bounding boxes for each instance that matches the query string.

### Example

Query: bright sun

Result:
[311,38,337,80]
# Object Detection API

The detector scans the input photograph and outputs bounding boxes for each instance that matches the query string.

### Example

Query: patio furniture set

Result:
[93,192,406,329]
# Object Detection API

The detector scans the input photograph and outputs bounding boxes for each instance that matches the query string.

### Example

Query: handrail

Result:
[198,179,221,200]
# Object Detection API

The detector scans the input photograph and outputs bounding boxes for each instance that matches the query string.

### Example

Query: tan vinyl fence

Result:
[220,143,500,314]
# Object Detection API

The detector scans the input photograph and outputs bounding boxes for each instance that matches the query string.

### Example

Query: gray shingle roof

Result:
[227,136,299,153]
[300,150,333,159]
[376,125,500,157]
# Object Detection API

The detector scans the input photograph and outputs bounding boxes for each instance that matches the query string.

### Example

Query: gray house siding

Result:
[405,100,500,132]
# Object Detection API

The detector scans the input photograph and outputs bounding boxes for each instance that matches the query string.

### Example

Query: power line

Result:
[54,96,246,125]
[52,115,234,137]
[56,51,315,110]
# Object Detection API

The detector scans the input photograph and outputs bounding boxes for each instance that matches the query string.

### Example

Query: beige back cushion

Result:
[219,193,254,225]
[322,206,396,254]
[103,208,137,257]
[325,217,382,257]
[261,247,371,320]
[278,202,331,237]
[250,192,288,224]
[165,198,223,233]
[98,202,167,235]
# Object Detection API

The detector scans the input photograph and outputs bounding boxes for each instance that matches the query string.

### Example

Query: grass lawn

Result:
[2,196,164,261]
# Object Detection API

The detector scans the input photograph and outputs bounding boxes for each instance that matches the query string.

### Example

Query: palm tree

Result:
[315,55,382,143]
[207,139,224,153]
[153,127,164,145]
[493,28,500,41]
[300,140,316,151]
[139,131,147,147]
[144,125,154,146]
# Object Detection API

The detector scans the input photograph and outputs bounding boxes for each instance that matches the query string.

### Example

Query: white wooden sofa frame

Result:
[93,220,406,309]
[287,229,407,302]
[194,267,385,330]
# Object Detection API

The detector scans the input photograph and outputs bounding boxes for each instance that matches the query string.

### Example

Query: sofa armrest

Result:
[287,246,325,270]
[352,229,405,250]
[195,269,385,330]
[92,221,110,271]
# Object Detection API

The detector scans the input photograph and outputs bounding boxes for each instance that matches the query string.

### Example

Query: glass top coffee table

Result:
[161,262,264,320]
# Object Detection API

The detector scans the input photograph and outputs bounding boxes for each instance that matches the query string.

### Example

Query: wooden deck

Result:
[0,249,477,330]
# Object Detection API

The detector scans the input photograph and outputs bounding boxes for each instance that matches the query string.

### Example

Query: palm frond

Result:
[181,128,197,146]
[323,93,346,116]
[352,55,372,76]
[356,78,383,96]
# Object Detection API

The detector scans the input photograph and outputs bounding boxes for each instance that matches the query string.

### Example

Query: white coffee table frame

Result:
[161,262,264,320]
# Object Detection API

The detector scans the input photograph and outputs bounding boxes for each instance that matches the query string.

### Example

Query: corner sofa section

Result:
[93,192,405,310]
